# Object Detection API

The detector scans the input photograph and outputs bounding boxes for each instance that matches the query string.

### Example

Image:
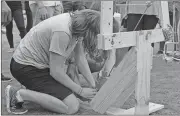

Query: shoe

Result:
[173,54,180,61]
[1,29,6,34]
[157,50,163,55]
[8,48,15,53]
[5,85,28,114]
[1,74,12,82]
[154,50,164,57]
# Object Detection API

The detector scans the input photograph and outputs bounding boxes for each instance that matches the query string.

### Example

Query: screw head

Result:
[111,40,114,45]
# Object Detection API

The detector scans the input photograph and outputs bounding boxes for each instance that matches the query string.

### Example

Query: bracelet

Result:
[78,87,83,95]
[99,70,109,77]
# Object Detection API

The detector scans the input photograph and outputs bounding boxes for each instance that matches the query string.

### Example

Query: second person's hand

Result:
[39,7,49,20]
[79,88,97,99]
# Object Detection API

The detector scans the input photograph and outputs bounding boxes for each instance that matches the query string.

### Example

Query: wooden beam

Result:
[98,1,116,77]
[98,1,113,50]
[112,47,137,108]
[110,75,136,108]
[160,1,170,28]
[79,100,164,115]
[135,31,152,115]
[97,29,165,50]
[90,47,137,114]
[106,102,164,115]
[99,1,116,76]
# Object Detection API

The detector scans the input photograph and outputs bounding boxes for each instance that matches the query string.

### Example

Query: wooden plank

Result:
[111,47,137,108]
[135,31,152,115]
[178,19,180,43]
[160,1,170,28]
[90,48,137,114]
[78,100,164,115]
[98,29,164,50]
[111,75,136,108]
[98,1,116,76]
[98,1,113,50]
[106,102,164,115]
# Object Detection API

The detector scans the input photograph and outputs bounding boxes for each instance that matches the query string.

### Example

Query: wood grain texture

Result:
[135,31,152,115]
[106,102,164,115]
[98,29,165,50]
[90,48,137,114]
[160,1,170,28]
[97,1,113,50]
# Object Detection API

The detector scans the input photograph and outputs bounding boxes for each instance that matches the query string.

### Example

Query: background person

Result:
[29,1,63,26]
[5,1,27,52]
[62,1,86,13]
[24,1,33,32]
[1,1,13,81]
[174,16,180,60]
[158,2,180,55]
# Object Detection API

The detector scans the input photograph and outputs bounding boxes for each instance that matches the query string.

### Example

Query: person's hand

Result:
[38,7,49,20]
[79,88,97,99]
[1,1,12,26]
[88,80,96,89]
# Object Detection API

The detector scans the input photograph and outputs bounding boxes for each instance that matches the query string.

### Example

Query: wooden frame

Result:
[90,1,170,115]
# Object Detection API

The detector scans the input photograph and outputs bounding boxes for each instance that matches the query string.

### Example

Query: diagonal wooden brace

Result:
[90,47,137,114]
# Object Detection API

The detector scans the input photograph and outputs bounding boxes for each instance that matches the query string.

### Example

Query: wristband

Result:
[78,87,83,95]
[99,70,109,77]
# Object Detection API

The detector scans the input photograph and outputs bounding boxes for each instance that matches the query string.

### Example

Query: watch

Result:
[99,70,109,77]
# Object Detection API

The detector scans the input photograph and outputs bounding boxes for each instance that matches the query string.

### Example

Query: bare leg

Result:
[18,89,79,114]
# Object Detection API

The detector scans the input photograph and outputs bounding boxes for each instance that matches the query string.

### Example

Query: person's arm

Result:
[35,1,49,20]
[99,49,116,77]
[1,1,12,26]
[49,32,96,99]
[50,49,97,99]
[50,52,82,94]
[74,40,96,88]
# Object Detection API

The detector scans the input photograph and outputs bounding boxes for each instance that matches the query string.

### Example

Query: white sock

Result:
[15,91,24,103]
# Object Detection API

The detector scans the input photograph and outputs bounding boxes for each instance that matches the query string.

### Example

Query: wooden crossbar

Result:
[98,29,165,50]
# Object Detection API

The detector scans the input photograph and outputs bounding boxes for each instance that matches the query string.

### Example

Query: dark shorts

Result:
[10,58,72,100]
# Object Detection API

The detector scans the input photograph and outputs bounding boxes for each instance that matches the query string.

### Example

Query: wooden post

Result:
[98,1,113,50]
[160,1,170,28]
[98,1,116,77]
[135,31,152,115]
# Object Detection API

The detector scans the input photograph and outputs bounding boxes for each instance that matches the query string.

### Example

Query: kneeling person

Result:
[6,9,99,114]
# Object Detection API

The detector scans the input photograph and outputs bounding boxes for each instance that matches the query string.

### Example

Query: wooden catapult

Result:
[88,1,173,115]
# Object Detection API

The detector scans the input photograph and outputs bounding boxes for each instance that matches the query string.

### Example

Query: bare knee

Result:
[63,94,79,114]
